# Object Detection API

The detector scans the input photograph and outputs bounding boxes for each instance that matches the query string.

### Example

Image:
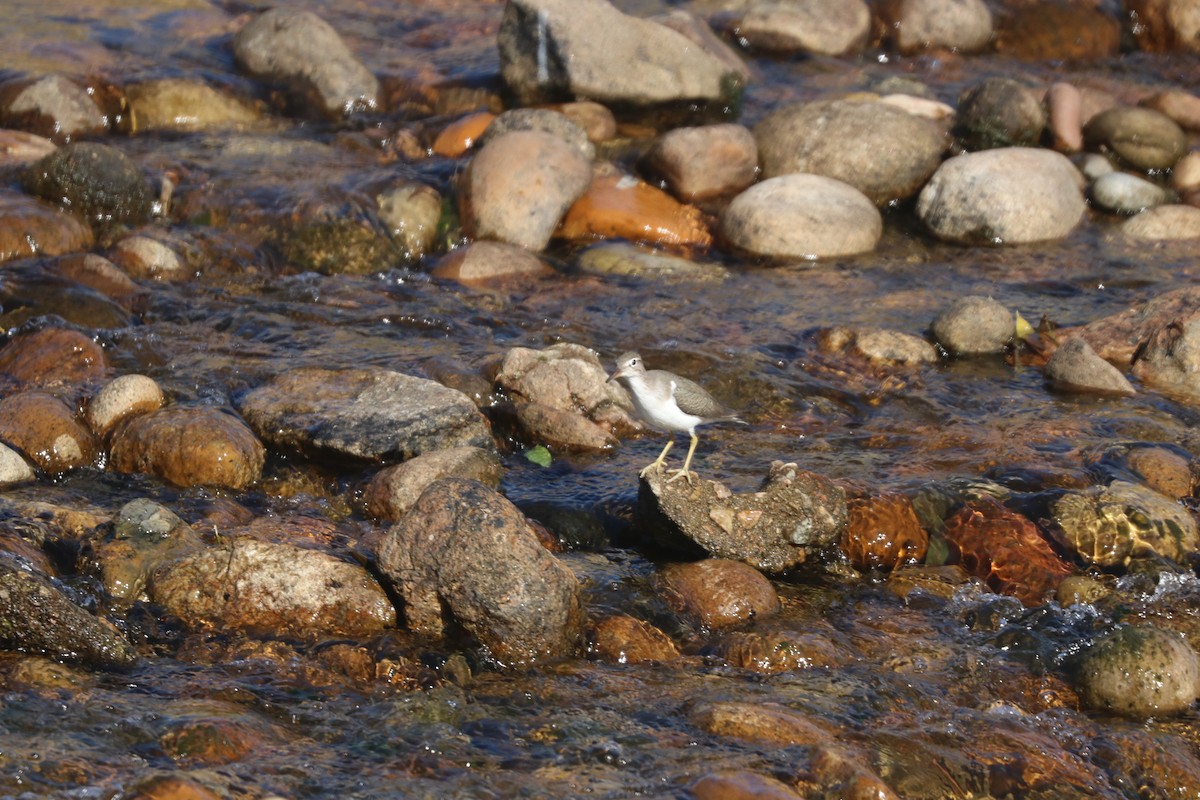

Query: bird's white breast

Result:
[625,375,702,434]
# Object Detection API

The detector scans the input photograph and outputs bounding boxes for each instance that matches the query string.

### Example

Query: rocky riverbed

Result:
[5,0,1200,797]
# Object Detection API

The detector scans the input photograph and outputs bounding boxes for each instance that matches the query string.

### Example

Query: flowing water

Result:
[4,1,1200,798]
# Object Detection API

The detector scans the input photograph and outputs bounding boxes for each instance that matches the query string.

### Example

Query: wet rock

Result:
[0,74,107,142]
[1047,82,1084,152]
[0,188,94,265]
[377,478,584,665]
[917,147,1086,245]
[881,0,993,54]
[658,558,780,628]
[1056,574,1110,607]
[232,7,379,119]
[150,537,396,637]
[432,240,553,284]
[0,130,56,171]
[0,559,136,669]
[691,700,830,746]
[1142,89,1200,131]
[754,98,946,205]
[931,295,1013,355]
[554,100,617,143]
[637,461,847,573]
[0,390,97,473]
[108,234,188,281]
[1127,0,1200,53]
[23,142,152,228]
[1075,285,1200,365]
[719,174,882,261]
[689,772,802,800]
[735,0,870,56]
[494,343,636,451]
[588,614,680,664]
[274,189,399,275]
[842,492,928,571]
[238,366,492,462]
[498,0,745,108]
[817,326,939,365]
[85,374,164,439]
[1084,106,1188,171]
[955,78,1045,151]
[716,626,850,673]
[159,718,261,767]
[943,499,1074,606]
[122,775,223,800]
[1128,446,1196,499]
[478,107,595,160]
[1070,625,1200,717]
[88,499,205,603]
[576,242,728,281]
[1090,172,1170,214]
[462,131,593,251]
[0,442,35,485]
[1051,480,1199,568]
[1044,337,1136,396]
[994,3,1120,60]
[52,253,142,307]
[431,111,495,157]
[123,79,262,133]
[109,405,265,490]
[1132,315,1200,396]
[375,181,443,261]
[642,124,758,201]
[364,446,503,521]
[556,169,712,249]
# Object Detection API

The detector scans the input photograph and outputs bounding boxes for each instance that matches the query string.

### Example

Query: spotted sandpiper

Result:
[607,351,743,484]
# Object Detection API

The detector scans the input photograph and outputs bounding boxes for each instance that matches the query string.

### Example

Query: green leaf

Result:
[525,445,552,467]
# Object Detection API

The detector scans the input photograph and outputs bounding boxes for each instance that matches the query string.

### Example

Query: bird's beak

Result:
[607,366,628,384]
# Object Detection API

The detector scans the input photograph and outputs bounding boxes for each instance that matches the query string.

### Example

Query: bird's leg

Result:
[666,433,700,484]
[639,438,674,478]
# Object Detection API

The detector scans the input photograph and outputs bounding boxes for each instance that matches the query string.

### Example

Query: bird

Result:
[607,351,743,484]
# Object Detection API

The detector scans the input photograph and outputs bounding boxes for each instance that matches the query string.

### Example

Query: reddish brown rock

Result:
[51,253,143,307]
[364,445,503,521]
[842,492,929,571]
[994,3,1120,60]
[0,391,97,473]
[1127,0,1200,52]
[0,326,107,389]
[109,405,265,490]
[642,124,758,201]
[0,189,94,265]
[431,110,495,157]
[589,614,680,664]
[150,536,396,637]
[690,772,802,800]
[716,628,850,673]
[120,774,224,800]
[1075,286,1200,365]
[159,718,261,766]
[556,170,712,249]
[943,498,1074,606]
[691,700,831,745]
[658,558,780,628]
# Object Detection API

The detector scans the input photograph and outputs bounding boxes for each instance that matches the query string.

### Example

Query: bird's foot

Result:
[664,468,695,485]
[639,461,667,478]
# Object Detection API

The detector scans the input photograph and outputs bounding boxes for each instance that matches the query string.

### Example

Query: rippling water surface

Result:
[5,1,1200,798]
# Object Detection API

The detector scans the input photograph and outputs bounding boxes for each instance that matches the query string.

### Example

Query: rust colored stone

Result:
[658,558,780,628]
[943,498,1074,606]
[556,171,713,249]
[589,614,680,664]
[842,492,929,571]
[431,110,495,157]
[109,405,265,490]
[0,390,97,473]
[0,326,107,390]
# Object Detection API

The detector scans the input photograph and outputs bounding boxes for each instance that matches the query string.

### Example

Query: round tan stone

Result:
[86,374,165,438]
[109,405,265,490]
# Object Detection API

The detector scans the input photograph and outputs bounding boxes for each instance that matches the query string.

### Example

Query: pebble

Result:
[736,0,870,56]
[1071,624,1200,717]
[818,326,939,365]
[375,181,443,261]
[0,442,35,485]
[477,107,595,160]
[1122,204,1200,240]
[1084,106,1188,171]
[1127,0,1200,53]
[555,170,712,249]
[553,100,617,143]
[754,98,947,205]
[463,130,593,251]
[1047,82,1084,152]
[1132,315,1200,396]
[122,78,262,133]
[109,405,265,490]
[232,8,378,118]
[642,124,758,201]
[0,130,56,170]
[1052,480,1199,567]
[0,326,107,390]
[955,78,1046,150]
[1044,337,1136,395]
[576,242,728,281]
[884,0,993,53]
[917,147,1086,245]
[108,234,188,280]
[22,141,153,227]
[86,374,165,439]
[1089,171,1170,214]
[0,74,107,142]
[719,174,882,260]
[432,240,552,284]
[842,492,928,571]
[931,295,1013,355]
[1172,151,1200,192]
[657,558,781,628]
[0,188,94,265]
[498,0,743,108]
[431,111,495,157]
[689,772,802,800]
[1141,89,1200,131]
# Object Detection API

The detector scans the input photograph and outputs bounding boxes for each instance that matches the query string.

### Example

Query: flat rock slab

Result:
[637,461,848,573]
[237,367,493,462]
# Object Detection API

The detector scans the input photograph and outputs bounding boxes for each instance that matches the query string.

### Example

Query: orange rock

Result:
[109,405,265,490]
[658,558,779,628]
[842,492,928,571]
[0,390,97,473]
[0,189,94,266]
[943,498,1074,606]
[431,110,495,157]
[589,614,680,664]
[556,171,713,249]
[0,326,107,389]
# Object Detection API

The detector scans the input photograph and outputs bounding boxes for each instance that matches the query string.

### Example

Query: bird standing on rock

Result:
[607,351,743,484]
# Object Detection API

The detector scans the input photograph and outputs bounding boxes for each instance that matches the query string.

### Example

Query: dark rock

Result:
[377,478,584,665]
[237,366,492,462]
[637,461,847,573]
[0,559,137,669]
[87,499,205,603]
[1069,625,1200,717]
[1084,106,1188,171]
[22,142,152,227]
[955,78,1046,150]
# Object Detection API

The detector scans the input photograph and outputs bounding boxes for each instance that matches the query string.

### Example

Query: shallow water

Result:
[5,0,1200,798]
